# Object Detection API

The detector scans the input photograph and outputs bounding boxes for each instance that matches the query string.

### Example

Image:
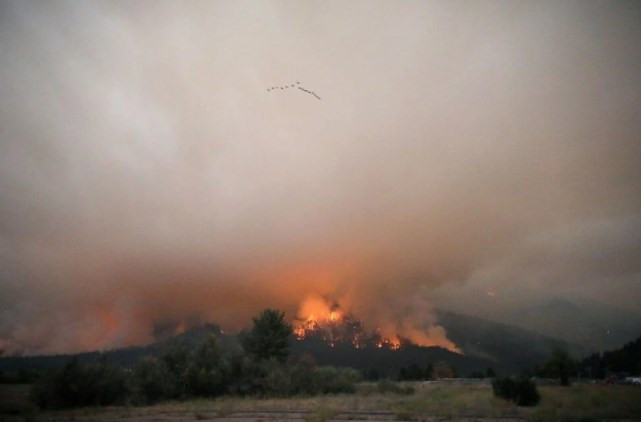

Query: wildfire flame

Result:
[293,294,460,353]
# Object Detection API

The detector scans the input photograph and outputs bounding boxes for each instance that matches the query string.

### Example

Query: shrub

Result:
[289,359,317,395]
[186,335,230,397]
[226,354,263,396]
[313,366,360,394]
[130,356,174,404]
[266,366,293,396]
[491,376,540,407]
[159,342,190,398]
[31,358,128,409]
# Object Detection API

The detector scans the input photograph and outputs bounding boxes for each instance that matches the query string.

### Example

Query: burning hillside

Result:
[293,295,460,353]
[294,312,401,350]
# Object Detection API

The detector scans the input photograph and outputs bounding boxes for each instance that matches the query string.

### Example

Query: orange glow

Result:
[292,295,461,352]
[297,295,333,323]
[329,309,342,322]
[387,337,401,350]
[377,321,461,354]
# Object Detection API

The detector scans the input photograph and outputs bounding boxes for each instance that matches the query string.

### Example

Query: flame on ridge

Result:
[293,294,453,352]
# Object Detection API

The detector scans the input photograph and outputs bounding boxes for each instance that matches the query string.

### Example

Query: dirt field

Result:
[2,382,640,421]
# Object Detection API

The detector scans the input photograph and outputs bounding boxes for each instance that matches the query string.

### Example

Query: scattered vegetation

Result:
[376,379,415,395]
[28,308,362,409]
[469,366,496,379]
[5,381,641,421]
[491,376,541,406]
[31,356,128,408]
[4,311,639,420]
[398,363,432,381]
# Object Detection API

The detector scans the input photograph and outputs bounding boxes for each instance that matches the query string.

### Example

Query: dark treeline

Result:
[9,309,641,410]
[578,335,641,379]
[290,338,493,377]
[30,309,359,409]
[527,335,641,386]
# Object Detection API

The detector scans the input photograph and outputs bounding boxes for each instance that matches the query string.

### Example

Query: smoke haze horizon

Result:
[1,1,640,355]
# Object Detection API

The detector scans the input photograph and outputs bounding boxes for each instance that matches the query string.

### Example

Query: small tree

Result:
[240,309,292,363]
[160,342,190,398]
[545,347,576,386]
[186,335,229,397]
[130,356,173,404]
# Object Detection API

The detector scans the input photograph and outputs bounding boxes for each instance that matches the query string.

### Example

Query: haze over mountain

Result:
[434,288,641,352]
[0,312,575,376]
[1,1,640,355]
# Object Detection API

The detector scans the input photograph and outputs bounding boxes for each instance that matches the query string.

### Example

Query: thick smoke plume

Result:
[1,1,640,355]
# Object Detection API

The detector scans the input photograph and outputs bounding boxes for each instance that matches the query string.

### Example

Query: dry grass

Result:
[2,382,640,421]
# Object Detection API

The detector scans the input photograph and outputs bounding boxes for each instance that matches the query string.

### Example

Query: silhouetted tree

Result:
[602,336,641,374]
[425,363,434,379]
[160,342,190,398]
[240,309,292,362]
[433,361,454,379]
[130,356,174,404]
[186,335,229,396]
[544,347,576,386]
[398,364,433,381]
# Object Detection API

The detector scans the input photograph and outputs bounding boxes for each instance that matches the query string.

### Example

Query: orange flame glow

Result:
[293,294,461,353]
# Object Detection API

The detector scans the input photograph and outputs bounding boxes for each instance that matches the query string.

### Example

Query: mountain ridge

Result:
[0,310,590,375]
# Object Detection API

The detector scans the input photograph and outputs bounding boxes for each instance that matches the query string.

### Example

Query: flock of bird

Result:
[267,81,321,100]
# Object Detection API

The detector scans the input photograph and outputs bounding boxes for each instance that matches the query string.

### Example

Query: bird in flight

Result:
[266,81,321,100]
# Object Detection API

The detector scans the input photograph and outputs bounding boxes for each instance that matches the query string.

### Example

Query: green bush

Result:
[289,360,317,395]
[260,360,293,396]
[130,336,231,403]
[226,354,264,396]
[129,356,174,404]
[159,342,190,398]
[186,335,230,397]
[31,358,128,409]
[491,376,540,407]
[29,309,365,408]
[312,366,360,394]
[251,362,360,396]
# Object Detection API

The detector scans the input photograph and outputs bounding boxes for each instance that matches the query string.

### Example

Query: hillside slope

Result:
[436,310,584,369]
[0,312,591,375]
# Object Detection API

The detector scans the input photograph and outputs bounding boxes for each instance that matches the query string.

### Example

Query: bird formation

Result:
[267,81,321,100]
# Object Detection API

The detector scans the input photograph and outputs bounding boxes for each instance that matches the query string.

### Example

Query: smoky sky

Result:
[1,0,640,355]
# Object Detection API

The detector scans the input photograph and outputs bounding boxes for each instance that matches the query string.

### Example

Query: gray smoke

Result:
[1,0,640,354]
